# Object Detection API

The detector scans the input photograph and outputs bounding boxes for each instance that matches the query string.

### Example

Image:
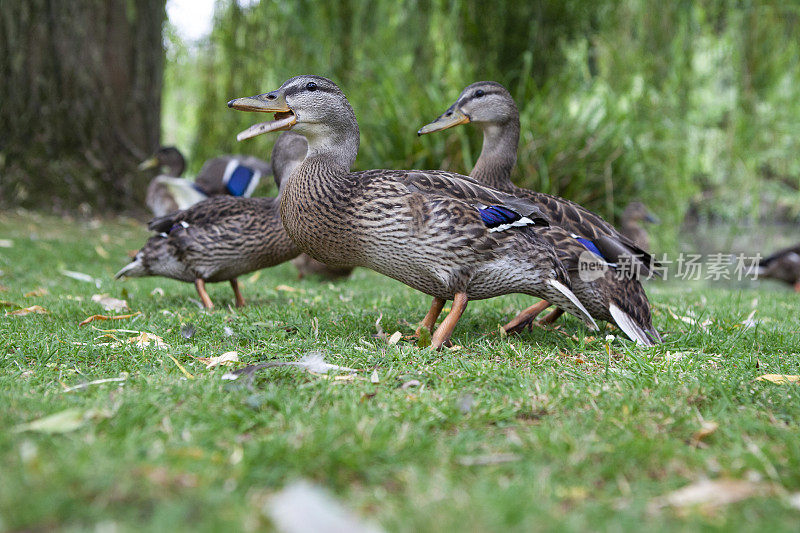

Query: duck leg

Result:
[430,293,468,350]
[539,308,564,325]
[230,278,246,307]
[794,279,800,293]
[503,300,551,333]
[416,297,445,336]
[194,279,214,309]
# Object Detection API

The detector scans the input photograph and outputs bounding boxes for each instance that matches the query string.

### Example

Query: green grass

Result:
[1,211,799,532]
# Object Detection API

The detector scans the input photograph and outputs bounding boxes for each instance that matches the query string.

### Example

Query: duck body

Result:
[118,136,302,308]
[757,244,800,290]
[140,147,271,217]
[418,81,660,345]
[230,76,596,348]
[282,165,577,303]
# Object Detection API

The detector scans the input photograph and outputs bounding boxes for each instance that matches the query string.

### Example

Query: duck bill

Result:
[227,93,297,141]
[417,107,470,136]
[138,156,159,171]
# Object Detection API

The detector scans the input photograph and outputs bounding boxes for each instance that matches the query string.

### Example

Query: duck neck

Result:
[471,119,519,192]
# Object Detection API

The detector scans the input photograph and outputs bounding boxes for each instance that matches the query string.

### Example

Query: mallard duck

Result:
[229,75,597,349]
[621,201,658,251]
[269,133,355,280]
[418,81,660,345]
[756,244,800,291]
[140,146,272,216]
[116,134,302,308]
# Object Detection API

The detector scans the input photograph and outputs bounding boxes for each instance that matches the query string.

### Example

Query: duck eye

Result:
[474,89,485,98]
[306,82,317,92]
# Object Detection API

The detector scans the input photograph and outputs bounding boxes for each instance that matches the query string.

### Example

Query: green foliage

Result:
[3,214,800,531]
[163,0,800,249]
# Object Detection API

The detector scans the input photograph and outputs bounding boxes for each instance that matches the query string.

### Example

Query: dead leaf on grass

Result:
[111,332,167,349]
[78,312,141,327]
[91,294,129,312]
[690,420,719,446]
[61,269,100,286]
[6,305,48,316]
[13,407,112,434]
[649,478,770,511]
[756,374,800,384]
[0,239,13,248]
[24,287,49,298]
[275,284,302,293]
[387,331,402,345]
[198,351,240,369]
[94,245,109,259]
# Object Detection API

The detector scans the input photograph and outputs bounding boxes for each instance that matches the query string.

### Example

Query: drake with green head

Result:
[418,81,660,345]
[229,75,597,349]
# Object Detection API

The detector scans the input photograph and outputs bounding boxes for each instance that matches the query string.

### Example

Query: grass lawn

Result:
[1,211,799,532]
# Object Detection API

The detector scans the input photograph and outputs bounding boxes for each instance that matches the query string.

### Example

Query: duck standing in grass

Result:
[229,75,597,349]
[756,244,800,291]
[116,134,302,309]
[140,146,271,216]
[417,81,660,345]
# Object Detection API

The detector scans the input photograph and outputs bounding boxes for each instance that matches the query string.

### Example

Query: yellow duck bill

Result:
[417,107,470,136]
[228,93,297,141]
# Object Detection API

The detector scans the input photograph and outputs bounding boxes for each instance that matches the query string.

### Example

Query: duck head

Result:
[228,75,359,168]
[418,81,517,136]
[139,146,186,177]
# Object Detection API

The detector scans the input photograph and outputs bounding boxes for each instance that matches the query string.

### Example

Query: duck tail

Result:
[115,253,146,279]
[608,304,658,346]
[546,279,598,331]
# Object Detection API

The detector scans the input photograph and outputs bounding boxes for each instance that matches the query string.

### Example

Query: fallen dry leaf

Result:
[387,331,402,345]
[275,284,300,293]
[78,312,141,327]
[115,332,166,349]
[0,239,13,248]
[94,245,109,259]
[690,421,719,446]
[401,379,421,390]
[757,374,800,384]
[13,407,112,434]
[6,305,48,316]
[198,351,240,369]
[649,478,770,511]
[91,294,129,312]
[370,369,380,384]
[24,287,49,298]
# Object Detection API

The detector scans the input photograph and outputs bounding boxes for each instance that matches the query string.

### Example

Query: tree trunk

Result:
[0,0,165,213]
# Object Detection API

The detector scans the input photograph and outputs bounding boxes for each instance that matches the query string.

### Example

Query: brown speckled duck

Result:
[418,81,660,345]
[271,134,355,280]
[229,75,597,349]
[116,135,302,308]
[756,244,800,291]
[140,146,272,217]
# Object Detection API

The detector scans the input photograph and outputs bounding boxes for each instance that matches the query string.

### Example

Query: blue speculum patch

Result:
[478,205,521,228]
[575,237,607,260]
[226,166,255,196]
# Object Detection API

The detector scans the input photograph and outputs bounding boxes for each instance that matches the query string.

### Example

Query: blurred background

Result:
[2,0,800,252]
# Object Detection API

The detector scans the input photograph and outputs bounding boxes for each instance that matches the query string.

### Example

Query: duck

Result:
[270,134,355,281]
[116,134,302,308]
[756,244,800,291]
[620,201,659,251]
[417,81,660,345]
[140,146,272,216]
[228,75,598,350]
